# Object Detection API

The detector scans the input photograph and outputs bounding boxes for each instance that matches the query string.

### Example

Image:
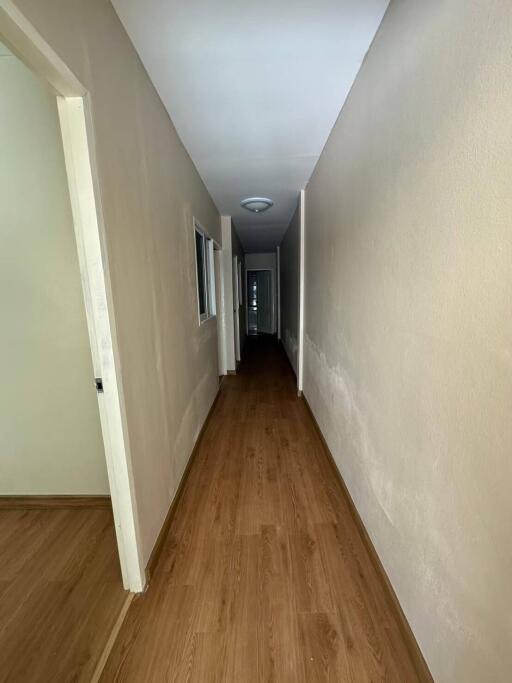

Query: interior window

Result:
[194,224,216,323]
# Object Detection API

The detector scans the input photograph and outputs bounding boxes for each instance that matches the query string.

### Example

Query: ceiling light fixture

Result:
[240,197,273,213]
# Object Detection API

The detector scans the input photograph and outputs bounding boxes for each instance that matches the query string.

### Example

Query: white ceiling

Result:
[112,0,389,252]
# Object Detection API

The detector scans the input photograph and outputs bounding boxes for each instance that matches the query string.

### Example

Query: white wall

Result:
[231,224,246,354]
[8,0,221,565]
[220,216,236,372]
[245,252,277,334]
[0,43,108,494]
[214,248,227,376]
[304,2,512,681]
[279,200,300,373]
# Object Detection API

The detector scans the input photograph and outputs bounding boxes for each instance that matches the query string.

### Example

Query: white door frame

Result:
[213,248,227,376]
[0,1,145,592]
[233,256,241,362]
[297,189,306,394]
[220,217,236,372]
[276,246,281,340]
[246,268,276,335]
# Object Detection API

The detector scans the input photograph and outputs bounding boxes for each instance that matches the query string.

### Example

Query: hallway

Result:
[101,338,420,681]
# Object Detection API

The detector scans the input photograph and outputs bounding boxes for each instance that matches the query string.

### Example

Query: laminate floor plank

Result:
[0,506,126,683]
[101,337,421,682]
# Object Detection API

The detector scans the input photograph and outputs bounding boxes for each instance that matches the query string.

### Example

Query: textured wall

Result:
[304,1,512,681]
[0,43,108,494]
[279,200,300,373]
[10,0,220,564]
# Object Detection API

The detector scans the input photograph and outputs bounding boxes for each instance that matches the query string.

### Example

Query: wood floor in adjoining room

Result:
[101,337,421,682]
[0,505,126,683]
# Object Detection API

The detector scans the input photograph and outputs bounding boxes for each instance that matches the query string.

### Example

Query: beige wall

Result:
[279,200,300,373]
[0,43,108,494]
[304,2,512,681]
[8,0,221,564]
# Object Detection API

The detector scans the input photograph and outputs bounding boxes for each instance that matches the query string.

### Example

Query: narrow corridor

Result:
[101,338,419,681]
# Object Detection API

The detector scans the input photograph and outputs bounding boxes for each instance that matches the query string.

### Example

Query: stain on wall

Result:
[304,1,512,681]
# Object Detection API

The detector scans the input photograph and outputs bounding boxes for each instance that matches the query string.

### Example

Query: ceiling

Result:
[112,0,389,252]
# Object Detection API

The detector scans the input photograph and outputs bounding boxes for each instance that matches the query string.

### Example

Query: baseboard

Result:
[225,361,241,376]
[145,386,223,582]
[90,591,134,683]
[301,395,434,683]
[0,495,111,510]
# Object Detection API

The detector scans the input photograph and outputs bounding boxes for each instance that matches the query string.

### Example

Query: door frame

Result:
[0,1,145,592]
[245,268,275,335]
[297,189,306,393]
[213,248,227,376]
[233,256,241,362]
[276,246,281,341]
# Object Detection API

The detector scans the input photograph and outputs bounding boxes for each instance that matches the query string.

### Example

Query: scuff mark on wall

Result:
[283,328,298,371]
[172,354,218,491]
[303,331,502,682]
[303,333,395,526]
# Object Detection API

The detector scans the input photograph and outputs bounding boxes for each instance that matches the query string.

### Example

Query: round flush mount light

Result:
[240,197,274,213]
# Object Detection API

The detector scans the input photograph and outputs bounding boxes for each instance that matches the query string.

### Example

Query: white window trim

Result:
[193,218,217,325]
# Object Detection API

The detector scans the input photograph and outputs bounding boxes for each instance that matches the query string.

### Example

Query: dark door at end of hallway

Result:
[248,269,272,335]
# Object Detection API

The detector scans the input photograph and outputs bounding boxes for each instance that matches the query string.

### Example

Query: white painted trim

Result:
[237,259,243,311]
[0,0,85,97]
[276,246,281,340]
[245,266,249,337]
[233,256,241,362]
[192,217,221,250]
[208,239,216,316]
[58,98,145,592]
[0,2,146,592]
[220,216,236,372]
[297,189,306,393]
[213,249,227,376]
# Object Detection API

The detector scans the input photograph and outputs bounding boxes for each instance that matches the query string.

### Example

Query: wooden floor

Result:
[0,505,126,683]
[101,337,421,682]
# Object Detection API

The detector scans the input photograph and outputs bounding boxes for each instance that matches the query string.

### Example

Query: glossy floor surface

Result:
[0,505,126,683]
[101,337,420,682]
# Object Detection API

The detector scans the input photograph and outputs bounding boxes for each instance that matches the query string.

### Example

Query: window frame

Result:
[193,219,216,325]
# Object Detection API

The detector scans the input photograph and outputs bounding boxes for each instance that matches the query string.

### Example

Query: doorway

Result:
[247,269,274,335]
[0,36,133,681]
[0,4,143,595]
